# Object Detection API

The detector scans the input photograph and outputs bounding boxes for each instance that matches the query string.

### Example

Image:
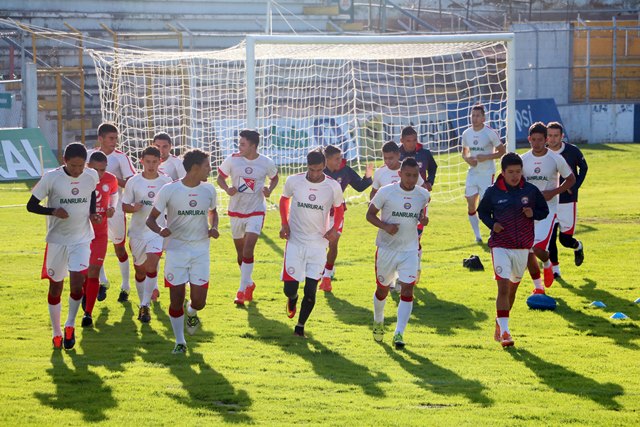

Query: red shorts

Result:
[90,233,109,266]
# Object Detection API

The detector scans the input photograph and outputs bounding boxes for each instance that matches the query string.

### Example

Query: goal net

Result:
[89,34,514,209]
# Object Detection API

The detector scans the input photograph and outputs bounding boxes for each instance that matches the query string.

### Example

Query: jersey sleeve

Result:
[175,159,187,179]
[555,154,573,179]
[218,155,232,178]
[119,153,136,180]
[282,176,294,198]
[461,129,470,149]
[153,184,170,213]
[370,186,387,210]
[31,171,52,201]
[109,174,119,195]
[267,158,278,179]
[121,177,135,205]
[417,174,425,186]
[209,185,217,210]
[332,181,345,207]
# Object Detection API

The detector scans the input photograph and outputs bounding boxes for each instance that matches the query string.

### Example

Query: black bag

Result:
[463,255,484,271]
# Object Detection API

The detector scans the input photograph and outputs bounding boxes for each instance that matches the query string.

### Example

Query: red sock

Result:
[85,277,99,315]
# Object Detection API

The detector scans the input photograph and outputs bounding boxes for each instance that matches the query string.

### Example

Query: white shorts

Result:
[108,209,127,245]
[230,215,264,240]
[491,247,529,283]
[129,235,164,266]
[41,242,91,282]
[281,241,326,282]
[375,247,418,287]
[556,202,577,235]
[465,172,494,198]
[533,209,558,250]
[164,239,210,287]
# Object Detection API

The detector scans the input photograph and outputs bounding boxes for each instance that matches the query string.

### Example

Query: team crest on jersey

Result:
[521,196,529,205]
[534,167,541,174]
[102,184,110,192]
[48,268,55,277]
[377,275,385,283]
[245,167,253,175]
[71,188,79,195]
[309,194,316,201]
[189,200,197,207]
[238,177,256,193]
[495,266,503,274]
[167,273,174,282]
[473,139,478,145]
[404,202,412,210]
[148,191,155,199]
[337,177,343,183]
[287,266,295,275]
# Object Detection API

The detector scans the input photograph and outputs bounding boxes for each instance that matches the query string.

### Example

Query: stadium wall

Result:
[558,103,640,143]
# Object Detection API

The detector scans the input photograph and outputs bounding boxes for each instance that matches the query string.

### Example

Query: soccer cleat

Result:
[234,291,245,306]
[172,343,187,354]
[52,335,63,349]
[244,283,256,302]
[532,288,546,295]
[476,237,483,244]
[293,325,305,337]
[574,241,584,267]
[393,333,405,349]
[500,331,514,347]
[319,277,332,292]
[543,265,554,288]
[138,306,151,323]
[494,320,501,342]
[373,321,384,343]
[97,285,108,302]
[117,289,129,303]
[286,297,298,319]
[63,326,76,350]
[81,312,93,328]
[151,288,160,303]
[185,311,201,336]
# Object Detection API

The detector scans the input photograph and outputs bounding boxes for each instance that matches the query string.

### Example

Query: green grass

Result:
[0,143,638,425]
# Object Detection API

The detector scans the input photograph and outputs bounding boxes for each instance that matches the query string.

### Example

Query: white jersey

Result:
[372,165,424,190]
[153,180,217,249]
[31,167,99,245]
[461,126,502,175]
[370,183,430,252]
[122,173,173,240]
[218,153,278,216]
[158,155,186,181]
[87,148,136,201]
[282,173,344,248]
[522,149,572,210]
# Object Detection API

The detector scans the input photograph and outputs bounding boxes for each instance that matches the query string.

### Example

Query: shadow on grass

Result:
[259,231,284,258]
[508,348,624,410]
[413,287,488,335]
[246,304,390,397]
[323,292,373,326]
[382,345,493,407]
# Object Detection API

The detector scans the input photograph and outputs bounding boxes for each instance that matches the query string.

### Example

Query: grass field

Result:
[0,143,638,425]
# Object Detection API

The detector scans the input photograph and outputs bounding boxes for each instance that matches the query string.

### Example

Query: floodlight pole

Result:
[266,0,273,35]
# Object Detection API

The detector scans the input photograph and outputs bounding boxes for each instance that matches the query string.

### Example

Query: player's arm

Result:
[462,145,478,167]
[216,173,237,196]
[263,173,279,198]
[146,207,171,237]
[347,166,373,192]
[366,201,398,235]
[425,150,437,191]
[106,189,119,218]
[89,191,102,224]
[121,180,143,213]
[279,196,291,239]
[573,151,588,192]
[26,195,61,217]
[478,143,506,162]
[118,154,136,188]
[544,173,576,201]
[532,188,550,221]
[369,188,378,200]
[477,189,497,231]
[208,208,219,239]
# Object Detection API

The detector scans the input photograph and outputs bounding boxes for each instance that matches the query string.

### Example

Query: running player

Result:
[155,132,186,181]
[522,122,575,293]
[477,152,549,347]
[146,149,218,354]
[461,104,506,243]
[87,123,137,302]
[546,122,588,277]
[27,143,100,349]
[279,149,344,337]
[320,144,373,292]
[122,146,172,322]
[370,141,424,200]
[216,130,278,305]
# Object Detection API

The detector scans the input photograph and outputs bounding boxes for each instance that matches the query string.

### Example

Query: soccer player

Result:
[461,104,506,243]
[320,144,373,292]
[522,122,575,293]
[217,130,278,305]
[399,126,437,191]
[279,149,344,337]
[478,152,549,347]
[154,132,186,181]
[82,151,119,328]
[122,146,172,322]
[370,141,424,200]
[366,158,430,349]
[87,123,137,302]
[27,143,100,349]
[146,149,219,354]
[546,122,588,277]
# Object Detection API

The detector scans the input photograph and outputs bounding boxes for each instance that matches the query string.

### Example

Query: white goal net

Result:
[89,34,514,209]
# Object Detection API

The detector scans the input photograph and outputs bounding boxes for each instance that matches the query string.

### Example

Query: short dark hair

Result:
[88,151,108,163]
[141,146,161,158]
[529,121,547,138]
[307,148,325,166]
[501,152,523,170]
[98,122,118,137]
[400,157,419,170]
[547,121,564,134]
[382,141,400,153]
[63,142,88,161]
[323,144,342,157]
[183,149,209,173]
[239,129,260,146]
[471,104,486,115]
[153,132,172,145]
[401,126,417,138]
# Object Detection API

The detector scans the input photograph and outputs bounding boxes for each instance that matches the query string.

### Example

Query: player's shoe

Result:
[476,237,483,244]
[184,302,201,336]
[500,331,514,347]
[138,306,151,323]
[494,320,501,342]
[97,285,108,302]
[244,283,256,302]
[574,241,584,266]
[172,343,187,354]
[117,289,129,303]
[373,321,384,343]
[234,291,245,306]
[286,297,298,319]
[319,277,332,292]
[532,288,546,295]
[543,265,554,288]
[63,326,76,350]
[293,325,305,337]
[393,333,405,349]
[151,288,160,303]
[552,264,561,279]
[81,312,93,328]
[52,335,63,349]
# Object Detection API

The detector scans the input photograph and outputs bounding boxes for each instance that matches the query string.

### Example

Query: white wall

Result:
[558,103,635,143]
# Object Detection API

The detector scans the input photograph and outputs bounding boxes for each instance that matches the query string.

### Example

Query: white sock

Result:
[497,317,510,335]
[48,302,62,337]
[186,301,197,317]
[142,274,157,306]
[119,259,130,291]
[99,266,108,285]
[135,278,145,305]
[575,241,583,251]
[552,264,561,275]
[240,261,254,292]
[395,300,413,334]
[533,278,544,290]
[170,313,186,345]
[65,296,82,328]
[543,260,552,269]
[373,293,386,323]
[323,267,334,279]
[469,212,481,240]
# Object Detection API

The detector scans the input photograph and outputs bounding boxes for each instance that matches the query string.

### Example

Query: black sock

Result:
[298,278,318,325]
